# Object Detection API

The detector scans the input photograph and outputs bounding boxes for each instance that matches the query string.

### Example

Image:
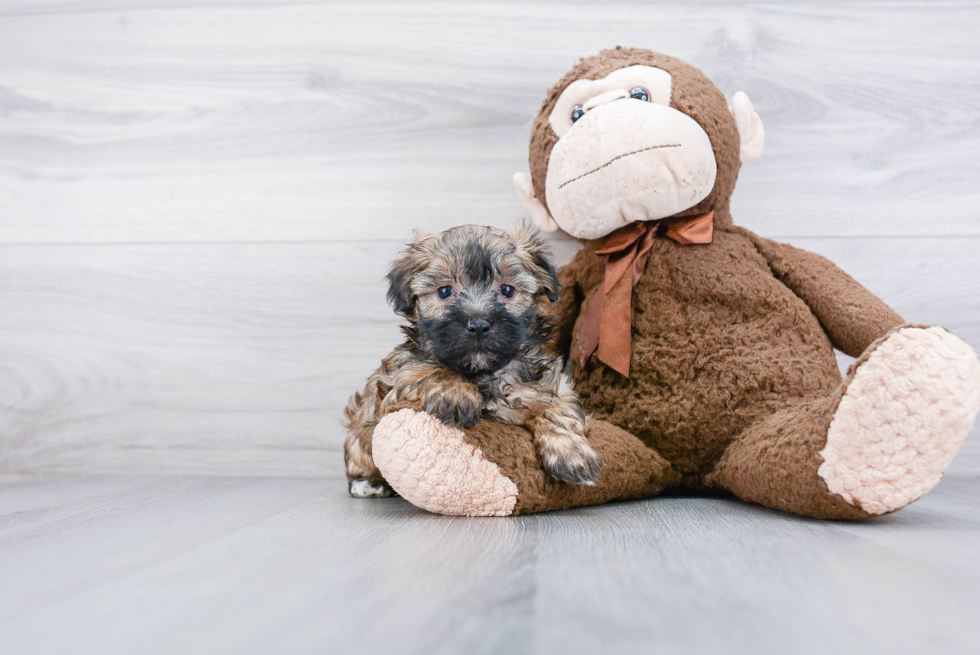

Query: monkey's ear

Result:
[511,223,560,302]
[513,172,559,232]
[729,91,765,163]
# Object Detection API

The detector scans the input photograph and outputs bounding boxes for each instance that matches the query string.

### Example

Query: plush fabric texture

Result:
[544,99,717,239]
[575,212,715,376]
[529,48,742,232]
[371,48,980,520]
[373,408,518,517]
[547,65,672,138]
[563,229,858,478]
[735,227,905,357]
[703,388,871,520]
[372,321,980,519]
[373,409,680,516]
[819,326,980,514]
[730,91,764,162]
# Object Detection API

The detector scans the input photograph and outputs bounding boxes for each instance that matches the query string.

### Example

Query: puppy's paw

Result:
[349,478,398,498]
[542,439,602,486]
[424,388,484,428]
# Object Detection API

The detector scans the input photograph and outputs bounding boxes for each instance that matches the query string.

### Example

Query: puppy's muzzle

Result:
[466,317,492,337]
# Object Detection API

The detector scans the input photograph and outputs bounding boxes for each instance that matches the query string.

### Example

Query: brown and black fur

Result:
[344,224,600,497]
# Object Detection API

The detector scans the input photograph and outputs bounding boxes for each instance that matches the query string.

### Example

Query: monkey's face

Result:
[387,225,559,376]
[515,51,764,241]
[544,66,716,240]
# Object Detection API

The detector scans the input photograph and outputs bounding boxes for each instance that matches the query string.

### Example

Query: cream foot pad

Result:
[819,327,980,515]
[373,408,518,517]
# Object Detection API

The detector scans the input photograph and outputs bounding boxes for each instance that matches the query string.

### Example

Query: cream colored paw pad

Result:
[819,327,980,515]
[372,409,518,517]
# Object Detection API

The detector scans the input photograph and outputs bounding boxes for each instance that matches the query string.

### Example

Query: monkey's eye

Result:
[629,87,650,102]
[437,286,453,299]
[570,105,585,123]
[499,284,516,298]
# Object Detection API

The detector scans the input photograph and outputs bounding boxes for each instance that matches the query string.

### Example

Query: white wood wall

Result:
[2,1,978,476]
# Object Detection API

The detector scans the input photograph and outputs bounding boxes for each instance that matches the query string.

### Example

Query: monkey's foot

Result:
[372,409,519,516]
[819,326,980,515]
[372,409,678,516]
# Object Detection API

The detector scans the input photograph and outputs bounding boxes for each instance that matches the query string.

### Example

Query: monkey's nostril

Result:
[467,318,491,335]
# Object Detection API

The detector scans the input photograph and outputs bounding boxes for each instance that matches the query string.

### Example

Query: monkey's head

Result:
[387,224,559,376]
[514,48,764,240]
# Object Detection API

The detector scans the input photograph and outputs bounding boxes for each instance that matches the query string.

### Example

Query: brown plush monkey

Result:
[369,48,980,518]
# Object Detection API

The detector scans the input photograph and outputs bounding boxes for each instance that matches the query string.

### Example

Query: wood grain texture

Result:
[1,1,979,476]
[1,1,979,243]
[1,474,979,655]
[1,236,978,475]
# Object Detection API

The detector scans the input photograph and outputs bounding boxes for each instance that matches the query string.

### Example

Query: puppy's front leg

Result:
[412,368,485,428]
[527,377,601,486]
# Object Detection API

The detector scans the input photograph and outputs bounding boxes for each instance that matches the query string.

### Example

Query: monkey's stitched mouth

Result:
[558,143,681,189]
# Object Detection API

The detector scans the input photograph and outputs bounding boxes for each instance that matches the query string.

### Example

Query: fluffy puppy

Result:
[344,224,600,498]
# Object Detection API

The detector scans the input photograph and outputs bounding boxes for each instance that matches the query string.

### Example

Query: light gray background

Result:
[2,0,979,477]
[1,2,979,654]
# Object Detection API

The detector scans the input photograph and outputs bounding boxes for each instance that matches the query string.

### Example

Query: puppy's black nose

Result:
[467,318,491,336]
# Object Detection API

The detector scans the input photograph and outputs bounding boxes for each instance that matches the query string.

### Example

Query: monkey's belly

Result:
[571,266,844,480]
[574,319,841,478]
[568,230,848,477]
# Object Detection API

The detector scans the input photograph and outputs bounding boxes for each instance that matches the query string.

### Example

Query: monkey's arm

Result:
[736,227,904,356]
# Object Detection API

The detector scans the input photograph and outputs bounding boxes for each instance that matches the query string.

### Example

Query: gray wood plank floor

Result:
[1,472,979,655]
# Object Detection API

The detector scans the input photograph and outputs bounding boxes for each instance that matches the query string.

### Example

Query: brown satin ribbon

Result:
[575,211,714,377]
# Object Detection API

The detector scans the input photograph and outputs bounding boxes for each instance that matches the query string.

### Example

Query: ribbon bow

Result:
[574,211,714,377]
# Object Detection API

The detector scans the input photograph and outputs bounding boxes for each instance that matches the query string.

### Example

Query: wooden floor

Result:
[2,471,979,655]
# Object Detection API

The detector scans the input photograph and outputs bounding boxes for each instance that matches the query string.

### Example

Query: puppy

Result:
[344,224,600,498]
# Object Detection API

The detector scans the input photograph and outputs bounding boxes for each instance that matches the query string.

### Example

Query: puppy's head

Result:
[387,224,559,376]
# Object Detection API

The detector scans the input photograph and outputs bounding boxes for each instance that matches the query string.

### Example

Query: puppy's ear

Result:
[386,232,431,315]
[386,255,415,315]
[511,223,559,302]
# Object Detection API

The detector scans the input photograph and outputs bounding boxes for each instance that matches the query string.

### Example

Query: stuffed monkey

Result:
[370,48,980,518]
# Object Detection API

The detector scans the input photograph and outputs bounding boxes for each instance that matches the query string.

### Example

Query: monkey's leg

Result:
[706,325,980,519]
[371,408,680,516]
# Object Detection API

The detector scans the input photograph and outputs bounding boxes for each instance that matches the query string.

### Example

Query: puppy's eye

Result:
[499,284,515,298]
[629,87,650,102]
[437,286,453,299]
[570,105,585,123]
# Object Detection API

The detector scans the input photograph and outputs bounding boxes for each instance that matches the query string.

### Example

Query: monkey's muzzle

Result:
[545,100,717,240]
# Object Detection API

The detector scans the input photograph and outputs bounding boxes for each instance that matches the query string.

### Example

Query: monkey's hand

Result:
[417,372,485,428]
